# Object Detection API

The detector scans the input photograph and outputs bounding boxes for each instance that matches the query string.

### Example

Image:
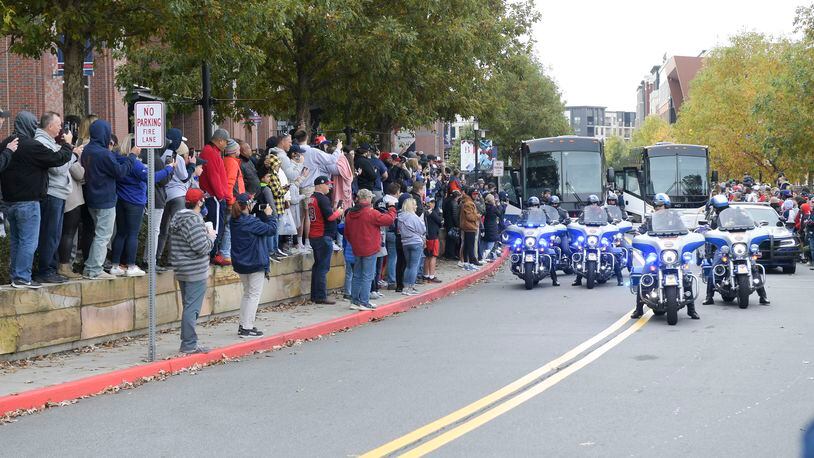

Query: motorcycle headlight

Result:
[661,250,678,265]
[646,253,658,264]
[720,245,730,254]
[501,233,509,242]
[750,243,759,253]
[682,252,693,264]
[525,237,536,248]
[538,238,547,248]
[732,243,747,257]
[587,236,598,247]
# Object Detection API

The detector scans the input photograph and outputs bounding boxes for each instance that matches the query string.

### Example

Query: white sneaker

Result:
[377,280,388,288]
[125,265,146,277]
[332,242,342,252]
[457,261,465,268]
[109,266,126,276]
[370,291,384,299]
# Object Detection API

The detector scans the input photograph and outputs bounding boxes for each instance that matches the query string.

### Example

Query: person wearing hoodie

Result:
[1,111,77,288]
[80,119,135,280]
[230,192,277,338]
[155,128,188,267]
[344,188,397,310]
[256,154,287,258]
[170,188,216,354]
[199,128,231,266]
[398,197,427,296]
[35,112,82,284]
[110,134,174,277]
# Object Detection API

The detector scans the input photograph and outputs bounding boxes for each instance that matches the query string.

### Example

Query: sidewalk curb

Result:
[0,253,507,417]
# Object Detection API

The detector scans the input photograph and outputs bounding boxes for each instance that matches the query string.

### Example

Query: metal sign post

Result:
[134,101,166,362]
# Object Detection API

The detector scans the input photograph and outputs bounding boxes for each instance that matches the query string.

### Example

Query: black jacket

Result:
[442,195,459,228]
[354,155,377,191]
[0,123,72,203]
[425,205,443,240]
[0,134,15,174]
[484,203,500,242]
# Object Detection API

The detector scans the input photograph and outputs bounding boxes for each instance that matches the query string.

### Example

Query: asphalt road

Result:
[2,264,813,457]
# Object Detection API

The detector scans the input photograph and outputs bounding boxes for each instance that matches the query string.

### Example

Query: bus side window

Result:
[625,170,640,195]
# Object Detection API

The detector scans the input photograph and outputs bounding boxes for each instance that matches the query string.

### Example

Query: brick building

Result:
[0,39,278,151]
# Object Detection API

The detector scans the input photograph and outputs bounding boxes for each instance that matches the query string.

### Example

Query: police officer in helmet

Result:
[520,196,560,286]
[571,194,604,286]
[603,194,625,286]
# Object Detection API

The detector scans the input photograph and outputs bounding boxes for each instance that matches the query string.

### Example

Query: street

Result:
[1,265,812,456]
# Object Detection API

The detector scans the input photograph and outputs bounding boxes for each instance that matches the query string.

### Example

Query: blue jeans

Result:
[37,195,65,276]
[385,231,397,283]
[7,201,41,282]
[112,200,145,265]
[310,236,333,301]
[403,243,423,287]
[84,207,116,277]
[351,255,377,306]
[221,212,232,259]
[204,197,225,258]
[344,258,355,295]
[178,279,207,352]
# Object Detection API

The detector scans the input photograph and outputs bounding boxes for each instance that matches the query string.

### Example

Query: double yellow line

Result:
[361,309,653,457]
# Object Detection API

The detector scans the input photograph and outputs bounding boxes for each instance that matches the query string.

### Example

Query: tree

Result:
[1,0,165,117]
[672,33,789,179]
[631,115,673,148]
[478,52,569,166]
[604,135,634,170]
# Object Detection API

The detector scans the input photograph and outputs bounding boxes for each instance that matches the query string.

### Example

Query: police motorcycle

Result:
[702,207,769,309]
[502,198,563,290]
[540,203,571,272]
[629,209,705,325]
[568,205,620,289]
[604,202,633,272]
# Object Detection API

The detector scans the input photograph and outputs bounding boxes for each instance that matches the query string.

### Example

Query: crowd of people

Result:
[715,173,813,266]
[0,109,510,354]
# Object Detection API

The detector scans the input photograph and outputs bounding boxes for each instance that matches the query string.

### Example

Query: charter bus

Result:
[613,143,714,226]
[510,136,607,216]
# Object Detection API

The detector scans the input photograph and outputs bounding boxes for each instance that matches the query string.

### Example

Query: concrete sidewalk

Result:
[0,257,505,414]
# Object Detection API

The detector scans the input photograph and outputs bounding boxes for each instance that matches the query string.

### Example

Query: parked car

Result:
[708,202,800,274]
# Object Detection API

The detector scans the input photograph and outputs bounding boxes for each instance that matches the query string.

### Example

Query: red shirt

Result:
[308,192,341,238]
[199,143,229,200]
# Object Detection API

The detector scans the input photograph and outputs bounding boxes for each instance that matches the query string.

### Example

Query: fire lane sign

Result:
[134,101,166,149]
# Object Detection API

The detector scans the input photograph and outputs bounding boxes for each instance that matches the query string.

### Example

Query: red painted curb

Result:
[0,252,507,417]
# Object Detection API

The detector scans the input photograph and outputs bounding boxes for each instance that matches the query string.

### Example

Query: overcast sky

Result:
[532,0,805,112]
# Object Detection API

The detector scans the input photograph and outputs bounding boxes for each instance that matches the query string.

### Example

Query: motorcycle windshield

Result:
[649,209,689,236]
[518,208,548,227]
[581,206,608,226]
[605,205,625,222]
[541,205,561,223]
[717,207,756,231]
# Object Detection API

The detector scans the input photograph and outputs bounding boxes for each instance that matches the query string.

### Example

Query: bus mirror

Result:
[606,167,615,185]
[711,170,719,182]
[637,170,643,183]
[521,143,530,156]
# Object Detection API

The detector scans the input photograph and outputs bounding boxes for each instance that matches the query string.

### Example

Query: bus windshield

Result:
[646,155,709,197]
[525,150,601,201]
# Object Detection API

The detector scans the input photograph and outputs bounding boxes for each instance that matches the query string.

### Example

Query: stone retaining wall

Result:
[0,252,345,359]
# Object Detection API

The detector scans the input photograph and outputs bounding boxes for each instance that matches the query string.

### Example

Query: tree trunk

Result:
[377,117,394,152]
[62,35,86,119]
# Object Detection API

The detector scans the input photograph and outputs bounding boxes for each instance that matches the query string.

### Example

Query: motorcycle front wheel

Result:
[524,262,535,290]
[586,260,596,289]
[737,273,750,309]
[665,285,679,325]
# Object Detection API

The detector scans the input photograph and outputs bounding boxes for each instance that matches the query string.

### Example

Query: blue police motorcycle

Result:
[703,207,769,309]
[630,209,705,325]
[605,204,633,272]
[568,206,620,289]
[541,204,570,273]
[502,208,562,290]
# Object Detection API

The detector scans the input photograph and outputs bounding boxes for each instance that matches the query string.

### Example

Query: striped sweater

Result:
[169,209,213,282]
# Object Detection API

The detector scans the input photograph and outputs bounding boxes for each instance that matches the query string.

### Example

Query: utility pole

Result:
[201,62,213,143]
[473,118,479,180]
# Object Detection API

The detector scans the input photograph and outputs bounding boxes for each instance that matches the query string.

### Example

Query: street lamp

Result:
[473,118,480,180]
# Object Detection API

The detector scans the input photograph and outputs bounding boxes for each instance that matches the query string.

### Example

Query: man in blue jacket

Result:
[80,120,134,280]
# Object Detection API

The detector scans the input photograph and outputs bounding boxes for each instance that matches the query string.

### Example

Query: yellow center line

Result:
[360,309,638,457]
[400,311,653,457]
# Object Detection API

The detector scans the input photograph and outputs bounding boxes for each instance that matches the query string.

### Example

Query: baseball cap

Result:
[185,188,205,204]
[0,108,9,118]
[358,143,372,152]
[379,152,391,161]
[314,176,333,186]
[236,192,253,204]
